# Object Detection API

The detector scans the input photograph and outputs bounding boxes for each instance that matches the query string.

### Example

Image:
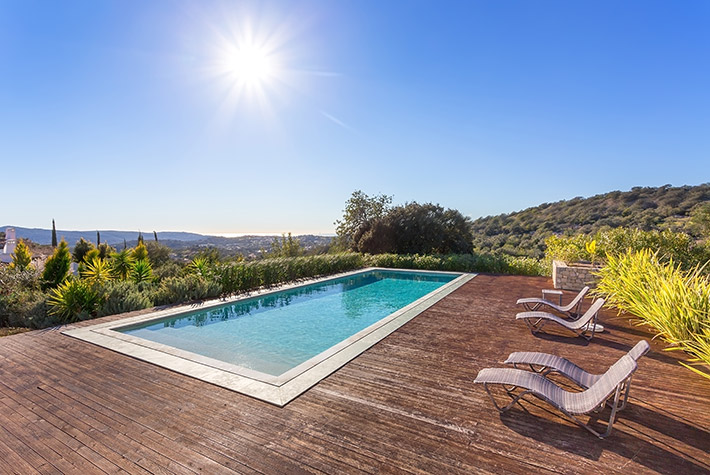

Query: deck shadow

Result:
[498,400,710,474]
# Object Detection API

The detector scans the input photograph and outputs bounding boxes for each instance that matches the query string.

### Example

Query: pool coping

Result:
[63,267,476,406]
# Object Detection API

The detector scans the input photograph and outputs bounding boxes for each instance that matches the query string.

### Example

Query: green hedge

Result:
[365,253,547,276]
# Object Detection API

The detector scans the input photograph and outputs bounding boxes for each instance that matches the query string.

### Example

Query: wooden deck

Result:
[1,274,709,474]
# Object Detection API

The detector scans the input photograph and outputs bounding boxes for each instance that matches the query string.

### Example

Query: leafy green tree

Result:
[691,203,710,238]
[10,240,33,271]
[270,233,304,257]
[335,190,392,250]
[51,219,57,247]
[355,202,472,254]
[145,241,171,266]
[42,239,72,290]
[110,249,135,280]
[72,238,95,263]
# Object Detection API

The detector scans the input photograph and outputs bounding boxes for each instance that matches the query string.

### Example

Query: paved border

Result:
[64,268,476,406]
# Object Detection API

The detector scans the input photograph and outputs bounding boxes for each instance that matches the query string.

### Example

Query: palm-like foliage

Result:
[110,249,135,280]
[81,256,113,286]
[47,279,102,323]
[130,259,153,284]
[188,257,211,278]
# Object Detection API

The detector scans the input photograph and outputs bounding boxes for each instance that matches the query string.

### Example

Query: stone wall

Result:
[552,260,601,291]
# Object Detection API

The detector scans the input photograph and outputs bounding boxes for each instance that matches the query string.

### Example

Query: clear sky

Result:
[1,1,708,235]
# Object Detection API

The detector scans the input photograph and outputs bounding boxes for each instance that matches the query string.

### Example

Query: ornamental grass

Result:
[595,249,710,379]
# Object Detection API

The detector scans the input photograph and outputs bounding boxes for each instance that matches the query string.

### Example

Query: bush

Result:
[98,281,154,317]
[42,239,72,290]
[545,227,708,270]
[0,289,53,328]
[595,249,710,379]
[47,279,103,323]
[152,275,222,306]
[364,253,547,276]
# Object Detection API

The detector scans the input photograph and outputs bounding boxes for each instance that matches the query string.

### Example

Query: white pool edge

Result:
[63,268,476,406]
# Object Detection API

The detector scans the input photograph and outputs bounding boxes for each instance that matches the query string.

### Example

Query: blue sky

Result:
[1,1,708,234]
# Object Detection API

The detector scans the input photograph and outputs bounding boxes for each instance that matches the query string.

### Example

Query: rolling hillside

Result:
[471,183,710,258]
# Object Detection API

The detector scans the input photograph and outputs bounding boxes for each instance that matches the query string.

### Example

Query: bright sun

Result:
[228,44,275,86]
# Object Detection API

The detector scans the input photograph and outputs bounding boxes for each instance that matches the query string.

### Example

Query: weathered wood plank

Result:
[0,274,709,474]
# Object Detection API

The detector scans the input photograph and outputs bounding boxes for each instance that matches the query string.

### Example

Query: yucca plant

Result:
[81,256,113,286]
[187,257,212,278]
[130,259,153,284]
[110,249,135,280]
[47,279,103,323]
[595,249,710,379]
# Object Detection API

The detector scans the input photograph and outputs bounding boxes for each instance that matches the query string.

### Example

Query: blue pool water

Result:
[119,270,458,376]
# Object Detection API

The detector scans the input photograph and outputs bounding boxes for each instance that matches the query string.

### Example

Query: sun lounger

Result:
[474,354,638,438]
[503,340,650,410]
[516,286,589,318]
[516,298,605,340]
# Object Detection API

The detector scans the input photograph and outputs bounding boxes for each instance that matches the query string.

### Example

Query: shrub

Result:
[72,238,95,263]
[0,290,53,328]
[10,240,33,271]
[47,279,103,323]
[97,281,154,317]
[110,249,135,280]
[152,275,222,305]
[81,256,113,285]
[545,227,706,270]
[130,259,153,284]
[42,239,72,290]
[595,249,710,379]
[364,253,547,276]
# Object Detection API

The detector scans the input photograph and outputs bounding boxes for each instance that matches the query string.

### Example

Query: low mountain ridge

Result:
[470,183,710,258]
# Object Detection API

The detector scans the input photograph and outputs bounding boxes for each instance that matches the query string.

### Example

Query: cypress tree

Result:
[138,231,144,245]
[153,230,158,242]
[51,219,58,247]
[42,239,71,290]
[123,239,127,250]
[97,230,101,246]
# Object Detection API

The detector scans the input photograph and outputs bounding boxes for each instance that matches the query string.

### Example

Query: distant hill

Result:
[471,183,710,259]
[0,226,333,259]
[0,227,206,246]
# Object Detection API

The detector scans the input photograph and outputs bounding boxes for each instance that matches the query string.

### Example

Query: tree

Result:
[137,231,144,245]
[72,238,95,263]
[51,219,57,247]
[145,241,171,266]
[42,239,72,290]
[355,202,472,255]
[691,203,710,238]
[123,239,127,250]
[10,240,33,271]
[153,230,158,242]
[335,190,392,250]
[270,233,304,257]
[97,231,101,246]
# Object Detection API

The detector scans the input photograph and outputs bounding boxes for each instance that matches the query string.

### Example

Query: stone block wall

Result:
[552,260,601,291]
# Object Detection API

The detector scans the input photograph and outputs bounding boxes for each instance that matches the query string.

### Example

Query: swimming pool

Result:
[64,268,475,405]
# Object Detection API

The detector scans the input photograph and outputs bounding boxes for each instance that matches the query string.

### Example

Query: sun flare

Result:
[227,44,276,86]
